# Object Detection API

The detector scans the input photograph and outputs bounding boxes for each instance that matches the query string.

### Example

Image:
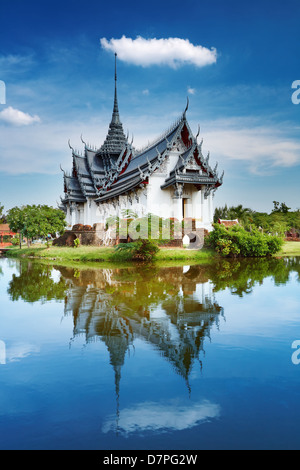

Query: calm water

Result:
[0,256,300,450]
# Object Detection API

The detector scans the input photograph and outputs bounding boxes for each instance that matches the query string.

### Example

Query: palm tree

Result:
[214,204,253,227]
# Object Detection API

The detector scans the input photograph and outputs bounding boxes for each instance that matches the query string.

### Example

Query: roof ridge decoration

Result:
[135,112,184,155]
[73,154,87,199]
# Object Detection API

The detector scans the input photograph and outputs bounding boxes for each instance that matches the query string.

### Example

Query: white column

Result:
[71,204,77,228]
[66,205,72,228]
[209,193,214,225]
[172,184,183,222]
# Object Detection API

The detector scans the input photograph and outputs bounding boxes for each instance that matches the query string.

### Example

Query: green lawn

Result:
[4,243,216,264]
[4,241,299,265]
[279,241,300,256]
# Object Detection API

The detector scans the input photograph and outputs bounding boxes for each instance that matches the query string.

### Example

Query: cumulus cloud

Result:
[0,106,41,126]
[100,36,217,69]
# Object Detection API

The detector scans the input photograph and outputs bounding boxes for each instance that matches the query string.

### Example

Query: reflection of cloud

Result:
[6,343,40,362]
[102,400,220,435]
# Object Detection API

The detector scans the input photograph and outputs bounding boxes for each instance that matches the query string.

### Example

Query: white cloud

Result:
[0,117,109,175]
[100,36,217,69]
[188,87,196,95]
[0,106,41,126]
[0,54,35,76]
[200,118,300,174]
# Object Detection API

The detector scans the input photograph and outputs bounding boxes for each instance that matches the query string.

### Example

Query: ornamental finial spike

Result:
[68,139,74,152]
[183,96,189,117]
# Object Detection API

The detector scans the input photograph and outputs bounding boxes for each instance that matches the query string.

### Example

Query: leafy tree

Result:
[7,205,66,248]
[272,201,291,214]
[215,202,300,237]
[214,204,253,227]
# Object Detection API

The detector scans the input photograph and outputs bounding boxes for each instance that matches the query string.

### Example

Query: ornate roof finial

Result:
[183,96,189,119]
[112,53,119,125]
[68,139,74,152]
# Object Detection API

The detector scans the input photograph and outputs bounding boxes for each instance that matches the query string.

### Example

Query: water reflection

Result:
[102,399,221,435]
[6,257,300,435]
[7,261,67,303]
[60,263,225,434]
[7,259,300,381]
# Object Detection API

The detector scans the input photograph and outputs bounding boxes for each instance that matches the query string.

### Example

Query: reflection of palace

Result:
[60,265,224,394]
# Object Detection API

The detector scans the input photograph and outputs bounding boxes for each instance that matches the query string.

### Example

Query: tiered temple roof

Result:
[60,56,223,206]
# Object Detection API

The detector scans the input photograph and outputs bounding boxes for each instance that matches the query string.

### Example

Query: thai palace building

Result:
[59,54,224,242]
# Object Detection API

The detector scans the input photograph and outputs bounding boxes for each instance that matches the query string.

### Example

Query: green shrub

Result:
[112,239,159,262]
[11,236,20,246]
[73,238,80,248]
[206,223,283,258]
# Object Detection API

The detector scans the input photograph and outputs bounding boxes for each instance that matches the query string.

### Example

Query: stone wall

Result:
[53,222,207,248]
[53,224,106,247]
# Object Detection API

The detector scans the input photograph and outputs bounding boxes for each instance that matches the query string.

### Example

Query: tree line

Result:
[214,202,300,237]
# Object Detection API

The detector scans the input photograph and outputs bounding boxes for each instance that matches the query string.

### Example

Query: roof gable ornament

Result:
[183,96,189,120]
[68,139,74,152]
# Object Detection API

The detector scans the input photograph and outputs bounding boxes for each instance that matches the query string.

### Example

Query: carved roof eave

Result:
[61,194,87,204]
[161,172,219,191]
[73,153,89,199]
[84,144,99,191]
[95,175,145,203]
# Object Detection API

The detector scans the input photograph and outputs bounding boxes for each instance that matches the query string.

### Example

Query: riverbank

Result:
[3,241,299,265]
[3,244,217,264]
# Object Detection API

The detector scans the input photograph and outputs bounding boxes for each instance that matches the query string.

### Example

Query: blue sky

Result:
[0,0,299,213]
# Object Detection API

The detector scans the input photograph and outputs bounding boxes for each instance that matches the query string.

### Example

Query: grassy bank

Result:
[279,241,300,256]
[3,244,216,264]
[3,241,299,265]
